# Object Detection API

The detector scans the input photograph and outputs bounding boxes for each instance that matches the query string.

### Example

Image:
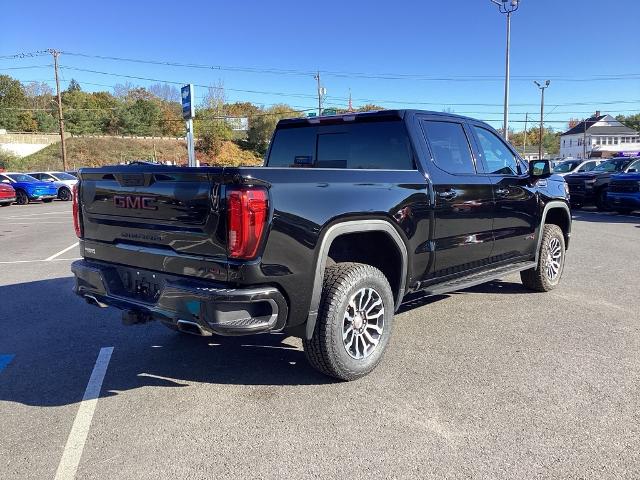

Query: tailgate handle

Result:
[118,174,146,187]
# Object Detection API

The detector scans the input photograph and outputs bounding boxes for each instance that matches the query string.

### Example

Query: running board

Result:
[421,261,536,296]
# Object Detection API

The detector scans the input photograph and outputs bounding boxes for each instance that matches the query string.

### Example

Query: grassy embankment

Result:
[4,137,262,171]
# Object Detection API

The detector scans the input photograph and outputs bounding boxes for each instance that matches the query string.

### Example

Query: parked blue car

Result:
[0,172,58,205]
[607,172,640,214]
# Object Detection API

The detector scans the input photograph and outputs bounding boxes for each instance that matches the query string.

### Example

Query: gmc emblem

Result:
[113,195,157,210]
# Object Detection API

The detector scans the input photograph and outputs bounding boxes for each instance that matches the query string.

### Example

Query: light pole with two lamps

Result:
[491,0,520,142]
[534,80,551,161]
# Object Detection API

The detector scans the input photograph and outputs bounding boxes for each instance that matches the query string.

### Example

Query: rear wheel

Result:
[0,202,10,207]
[303,262,394,381]
[15,190,28,205]
[58,187,72,201]
[521,224,566,292]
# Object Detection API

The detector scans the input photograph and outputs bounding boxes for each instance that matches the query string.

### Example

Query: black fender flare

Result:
[534,201,571,264]
[305,219,408,339]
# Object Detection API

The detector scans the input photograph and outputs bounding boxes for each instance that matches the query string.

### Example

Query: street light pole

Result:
[534,80,550,161]
[491,0,520,142]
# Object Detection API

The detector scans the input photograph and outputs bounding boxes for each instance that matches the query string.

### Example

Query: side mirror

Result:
[0,179,10,184]
[529,159,551,178]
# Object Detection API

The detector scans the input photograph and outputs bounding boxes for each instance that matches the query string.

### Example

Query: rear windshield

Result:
[266,120,414,170]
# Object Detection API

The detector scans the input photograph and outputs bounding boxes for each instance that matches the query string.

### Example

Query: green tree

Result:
[247,104,302,154]
[66,79,82,93]
[616,114,640,132]
[0,75,26,130]
[16,111,37,132]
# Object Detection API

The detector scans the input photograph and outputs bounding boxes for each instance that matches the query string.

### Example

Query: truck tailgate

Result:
[78,166,228,280]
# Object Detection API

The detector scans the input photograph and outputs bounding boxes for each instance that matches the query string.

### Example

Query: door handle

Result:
[437,189,458,200]
[495,188,509,197]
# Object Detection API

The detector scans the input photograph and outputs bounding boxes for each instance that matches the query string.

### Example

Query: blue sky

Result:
[1,0,639,132]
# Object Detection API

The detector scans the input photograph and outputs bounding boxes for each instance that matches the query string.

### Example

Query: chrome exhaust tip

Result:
[176,320,212,336]
[84,295,108,308]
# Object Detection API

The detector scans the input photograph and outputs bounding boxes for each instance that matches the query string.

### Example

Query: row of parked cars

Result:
[0,171,78,207]
[551,156,640,214]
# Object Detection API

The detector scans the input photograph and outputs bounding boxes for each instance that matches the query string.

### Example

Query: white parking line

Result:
[54,347,114,480]
[0,222,70,225]
[0,258,81,264]
[45,242,79,261]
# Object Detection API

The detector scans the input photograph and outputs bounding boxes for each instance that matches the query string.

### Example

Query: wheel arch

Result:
[535,201,571,263]
[305,219,408,340]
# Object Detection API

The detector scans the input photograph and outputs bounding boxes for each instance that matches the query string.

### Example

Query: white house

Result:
[559,112,640,159]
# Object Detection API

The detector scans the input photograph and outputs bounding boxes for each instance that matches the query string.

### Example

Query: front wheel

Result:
[15,190,29,205]
[303,262,394,381]
[521,224,566,292]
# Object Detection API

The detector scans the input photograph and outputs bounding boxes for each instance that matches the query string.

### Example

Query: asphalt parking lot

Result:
[0,201,638,479]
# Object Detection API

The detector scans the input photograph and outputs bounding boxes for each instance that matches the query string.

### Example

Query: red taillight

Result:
[72,182,83,238]
[227,186,269,259]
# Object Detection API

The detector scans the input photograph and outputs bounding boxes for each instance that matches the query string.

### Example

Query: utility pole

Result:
[523,112,528,156]
[49,49,68,171]
[491,0,520,142]
[582,117,587,159]
[534,80,550,161]
[314,71,324,116]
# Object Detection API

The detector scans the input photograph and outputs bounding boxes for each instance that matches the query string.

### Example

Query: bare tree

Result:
[113,82,136,99]
[148,83,180,102]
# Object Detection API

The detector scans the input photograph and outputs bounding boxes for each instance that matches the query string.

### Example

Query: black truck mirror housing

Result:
[529,159,551,178]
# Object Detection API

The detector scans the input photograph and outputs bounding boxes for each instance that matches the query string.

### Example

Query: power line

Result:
[56,50,640,83]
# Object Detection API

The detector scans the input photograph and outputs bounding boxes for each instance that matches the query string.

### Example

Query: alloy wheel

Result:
[545,236,563,281]
[342,287,385,360]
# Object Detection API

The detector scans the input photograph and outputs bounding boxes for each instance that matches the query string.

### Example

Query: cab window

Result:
[473,126,520,175]
[420,120,476,174]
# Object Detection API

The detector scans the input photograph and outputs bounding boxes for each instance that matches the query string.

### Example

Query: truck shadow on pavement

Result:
[0,277,336,408]
[0,275,541,407]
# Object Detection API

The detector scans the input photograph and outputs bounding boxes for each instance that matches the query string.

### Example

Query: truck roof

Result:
[277,109,487,128]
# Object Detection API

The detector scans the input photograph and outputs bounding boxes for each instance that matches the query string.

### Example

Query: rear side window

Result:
[267,120,414,170]
[421,120,476,174]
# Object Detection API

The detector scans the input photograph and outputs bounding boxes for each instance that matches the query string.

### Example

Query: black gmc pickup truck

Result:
[71,110,571,381]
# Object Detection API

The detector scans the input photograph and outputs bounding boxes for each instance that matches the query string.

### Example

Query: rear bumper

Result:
[0,196,16,204]
[71,259,288,335]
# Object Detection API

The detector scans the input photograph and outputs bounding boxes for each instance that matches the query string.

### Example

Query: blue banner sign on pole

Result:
[181,84,195,120]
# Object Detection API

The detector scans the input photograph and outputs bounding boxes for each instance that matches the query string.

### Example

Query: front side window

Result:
[421,120,476,174]
[626,160,640,172]
[473,126,520,175]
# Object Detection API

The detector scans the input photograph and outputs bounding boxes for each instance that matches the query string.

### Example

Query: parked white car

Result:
[29,171,78,201]
[552,159,602,177]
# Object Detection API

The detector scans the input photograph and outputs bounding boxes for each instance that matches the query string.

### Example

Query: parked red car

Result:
[0,182,16,206]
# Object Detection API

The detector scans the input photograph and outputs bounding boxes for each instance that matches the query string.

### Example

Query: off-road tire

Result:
[521,224,566,292]
[303,262,394,381]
